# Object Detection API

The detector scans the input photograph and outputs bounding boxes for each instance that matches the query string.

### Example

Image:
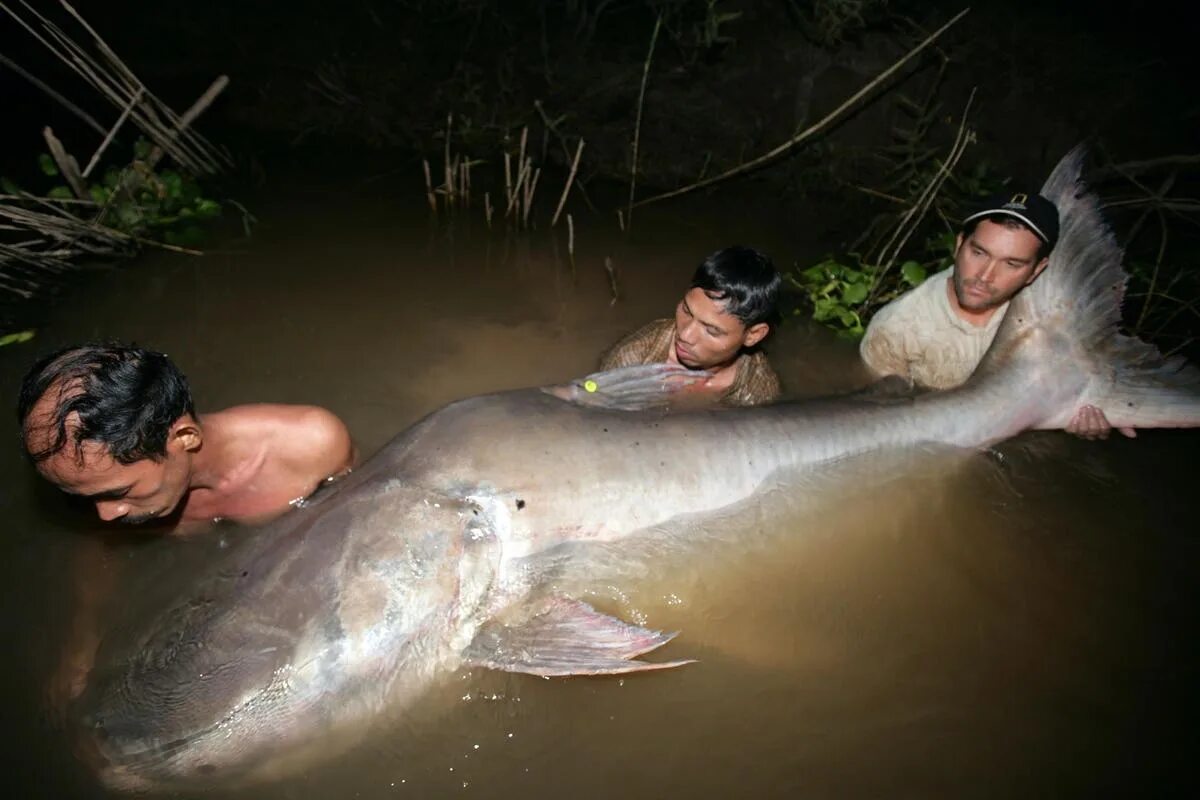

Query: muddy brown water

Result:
[0,190,1196,797]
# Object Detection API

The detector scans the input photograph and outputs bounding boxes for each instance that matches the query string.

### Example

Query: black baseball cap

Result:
[962,191,1060,252]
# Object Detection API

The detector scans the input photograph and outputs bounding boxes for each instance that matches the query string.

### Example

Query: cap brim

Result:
[963,209,1049,244]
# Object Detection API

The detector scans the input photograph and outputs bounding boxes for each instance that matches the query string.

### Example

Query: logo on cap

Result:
[1004,193,1028,209]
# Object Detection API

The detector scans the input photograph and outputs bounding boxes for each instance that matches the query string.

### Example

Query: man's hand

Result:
[1066,404,1136,440]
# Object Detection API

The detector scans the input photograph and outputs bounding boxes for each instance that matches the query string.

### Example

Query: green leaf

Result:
[900,261,927,286]
[0,329,36,347]
[159,170,184,199]
[38,153,59,176]
[193,198,221,218]
[1,177,21,194]
[116,204,144,229]
[841,281,868,304]
[89,185,111,205]
[801,265,827,282]
[133,137,153,160]
[47,186,74,199]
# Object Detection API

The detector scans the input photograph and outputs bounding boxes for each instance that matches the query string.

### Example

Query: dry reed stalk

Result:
[518,127,528,182]
[42,127,88,199]
[522,165,541,228]
[505,156,532,219]
[442,113,454,207]
[626,15,661,233]
[463,159,471,207]
[616,208,625,232]
[82,87,143,178]
[144,75,229,171]
[504,151,513,211]
[632,7,971,209]
[484,192,493,229]
[550,138,585,227]
[603,255,619,306]
[422,159,437,214]
[567,213,575,261]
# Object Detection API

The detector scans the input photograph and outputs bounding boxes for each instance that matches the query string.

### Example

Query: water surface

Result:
[0,187,1195,797]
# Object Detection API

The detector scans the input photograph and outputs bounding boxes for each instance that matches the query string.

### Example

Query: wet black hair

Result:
[689,245,781,327]
[961,213,1053,261]
[16,343,196,464]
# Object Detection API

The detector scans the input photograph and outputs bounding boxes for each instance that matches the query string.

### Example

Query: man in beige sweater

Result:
[860,191,1132,439]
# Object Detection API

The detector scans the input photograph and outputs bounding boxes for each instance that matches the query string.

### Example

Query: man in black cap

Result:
[860,190,1133,439]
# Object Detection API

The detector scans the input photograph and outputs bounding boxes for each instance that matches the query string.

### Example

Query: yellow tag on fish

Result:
[583,379,598,393]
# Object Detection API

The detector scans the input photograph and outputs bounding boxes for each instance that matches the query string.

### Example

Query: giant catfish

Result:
[76,149,1200,790]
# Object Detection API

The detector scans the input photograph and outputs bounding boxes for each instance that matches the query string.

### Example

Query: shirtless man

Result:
[18,343,356,703]
[599,245,783,407]
[860,191,1133,439]
[19,344,354,529]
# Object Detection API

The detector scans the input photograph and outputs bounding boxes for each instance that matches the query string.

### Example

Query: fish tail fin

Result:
[977,145,1200,431]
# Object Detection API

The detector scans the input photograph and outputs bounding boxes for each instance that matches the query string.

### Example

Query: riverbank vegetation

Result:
[0,1,230,346]
[3,1,1196,357]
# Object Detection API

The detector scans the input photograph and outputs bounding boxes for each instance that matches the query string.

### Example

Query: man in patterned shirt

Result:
[600,245,782,407]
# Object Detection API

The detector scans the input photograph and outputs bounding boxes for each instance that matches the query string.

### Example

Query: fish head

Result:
[75,483,505,791]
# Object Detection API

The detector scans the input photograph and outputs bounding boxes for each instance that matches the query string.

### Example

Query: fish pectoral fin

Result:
[463,597,694,676]
[541,364,709,411]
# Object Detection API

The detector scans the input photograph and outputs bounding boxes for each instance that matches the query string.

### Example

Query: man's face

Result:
[952,219,1049,312]
[673,287,768,369]
[35,440,193,525]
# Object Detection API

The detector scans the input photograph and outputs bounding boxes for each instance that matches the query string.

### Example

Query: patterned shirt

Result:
[599,318,782,407]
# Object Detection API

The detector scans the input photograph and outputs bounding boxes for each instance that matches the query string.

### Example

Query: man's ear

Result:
[169,415,203,453]
[1027,255,1050,285]
[742,322,769,348]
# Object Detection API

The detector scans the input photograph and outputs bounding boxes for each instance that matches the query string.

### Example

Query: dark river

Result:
[1,183,1196,798]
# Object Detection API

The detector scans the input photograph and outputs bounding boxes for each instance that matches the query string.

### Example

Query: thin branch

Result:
[0,50,107,135]
[633,7,971,209]
[626,15,661,233]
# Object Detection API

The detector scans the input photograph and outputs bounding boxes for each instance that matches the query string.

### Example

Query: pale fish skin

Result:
[77,148,1200,791]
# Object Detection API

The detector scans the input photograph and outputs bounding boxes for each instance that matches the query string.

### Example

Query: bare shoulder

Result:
[216,404,355,473]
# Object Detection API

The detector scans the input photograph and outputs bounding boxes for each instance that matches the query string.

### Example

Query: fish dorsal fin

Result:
[463,597,694,676]
[541,364,710,411]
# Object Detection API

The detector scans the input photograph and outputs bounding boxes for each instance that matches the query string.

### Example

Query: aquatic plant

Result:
[10,139,224,247]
